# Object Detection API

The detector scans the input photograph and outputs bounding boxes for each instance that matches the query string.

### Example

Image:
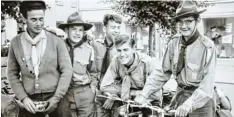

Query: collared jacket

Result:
[100,52,162,101]
[141,32,216,110]
[7,30,73,101]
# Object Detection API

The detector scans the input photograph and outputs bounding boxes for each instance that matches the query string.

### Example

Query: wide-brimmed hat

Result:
[173,0,206,20]
[58,12,92,31]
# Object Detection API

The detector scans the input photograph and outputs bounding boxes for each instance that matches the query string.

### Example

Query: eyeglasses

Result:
[177,19,195,26]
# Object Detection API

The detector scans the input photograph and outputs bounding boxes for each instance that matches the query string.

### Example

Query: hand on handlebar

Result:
[103,99,115,109]
[134,94,147,105]
[176,104,191,117]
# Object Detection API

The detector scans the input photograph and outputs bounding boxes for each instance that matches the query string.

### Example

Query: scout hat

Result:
[58,12,93,31]
[174,0,206,20]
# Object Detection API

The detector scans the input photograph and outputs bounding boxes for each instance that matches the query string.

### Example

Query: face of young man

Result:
[177,16,198,37]
[116,42,135,66]
[105,20,121,42]
[26,10,45,36]
[68,25,84,44]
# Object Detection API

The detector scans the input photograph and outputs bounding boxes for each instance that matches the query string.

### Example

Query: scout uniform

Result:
[57,12,97,117]
[65,40,96,117]
[140,19,216,117]
[90,38,117,81]
[100,52,162,116]
[89,36,118,117]
[137,1,217,117]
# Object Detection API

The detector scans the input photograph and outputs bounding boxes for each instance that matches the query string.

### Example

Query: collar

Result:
[104,36,114,49]
[120,52,140,70]
[181,29,200,45]
[25,29,47,40]
[65,38,84,49]
[23,30,47,45]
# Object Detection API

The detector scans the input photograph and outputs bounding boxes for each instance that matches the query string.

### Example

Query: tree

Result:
[1,1,22,32]
[102,0,210,56]
[1,1,21,20]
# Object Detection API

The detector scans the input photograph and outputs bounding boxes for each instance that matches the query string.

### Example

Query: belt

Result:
[178,84,197,91]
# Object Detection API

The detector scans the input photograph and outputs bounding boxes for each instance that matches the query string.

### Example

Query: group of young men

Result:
[6,0,218,117]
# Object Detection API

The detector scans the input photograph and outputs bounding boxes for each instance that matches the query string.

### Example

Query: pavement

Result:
[214,58,234,115]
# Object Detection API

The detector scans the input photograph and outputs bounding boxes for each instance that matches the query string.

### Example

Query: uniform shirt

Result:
[66,42,95,86]
[90,37,117,80]
[100,52,162,101]
[141,32,216,110]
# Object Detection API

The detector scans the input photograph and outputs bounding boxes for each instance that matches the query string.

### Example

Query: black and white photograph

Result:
[1,0,234,117]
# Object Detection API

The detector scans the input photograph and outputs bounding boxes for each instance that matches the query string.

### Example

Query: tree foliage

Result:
[102,0,210,56]
[102,0,210,32]
[1,1,21,20]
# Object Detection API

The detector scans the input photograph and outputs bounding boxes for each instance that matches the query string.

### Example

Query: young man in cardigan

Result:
[7,1,73,116]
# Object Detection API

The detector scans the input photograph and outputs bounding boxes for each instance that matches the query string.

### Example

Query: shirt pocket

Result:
[73,60,88,74]
[186,62,203,83]
[131,72,145,88]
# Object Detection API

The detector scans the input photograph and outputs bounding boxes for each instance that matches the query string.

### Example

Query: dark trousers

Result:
[170,86,215,117]
[95,101,122,117]
[57,85,95,117]
[19,92,68,117]
[188,99,215,117]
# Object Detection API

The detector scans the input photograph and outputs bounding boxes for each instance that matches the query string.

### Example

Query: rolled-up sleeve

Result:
[183,45,216,110]
[141,41,173,98]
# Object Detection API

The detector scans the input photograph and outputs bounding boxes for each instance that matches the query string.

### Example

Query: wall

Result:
[3,18,17,41]
[44,0,78,27]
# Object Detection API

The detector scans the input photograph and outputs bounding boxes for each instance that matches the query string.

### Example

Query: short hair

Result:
[20,0,46,18]
[176,14,200,22]
[115,34,135,48]
[103,14,122,27]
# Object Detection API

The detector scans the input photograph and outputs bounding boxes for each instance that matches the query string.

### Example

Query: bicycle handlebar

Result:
[97,94,176,116]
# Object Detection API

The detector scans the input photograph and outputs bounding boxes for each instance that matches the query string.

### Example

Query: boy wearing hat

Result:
[7,0,73,117]
[58,12,97,117]
[100,34,162,117]
[135,1,216,117]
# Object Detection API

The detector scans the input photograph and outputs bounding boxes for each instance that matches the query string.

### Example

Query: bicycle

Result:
[97,93,176,117]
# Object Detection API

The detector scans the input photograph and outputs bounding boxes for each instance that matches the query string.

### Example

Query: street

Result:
[215,58,234,84]
[215,58,234,115]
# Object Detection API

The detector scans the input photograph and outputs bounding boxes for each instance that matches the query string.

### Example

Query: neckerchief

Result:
[120,53,140,101]
[24,30,46,80]
[65,39,84,65]
[176,29,200,76]
[101,37,114,74]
